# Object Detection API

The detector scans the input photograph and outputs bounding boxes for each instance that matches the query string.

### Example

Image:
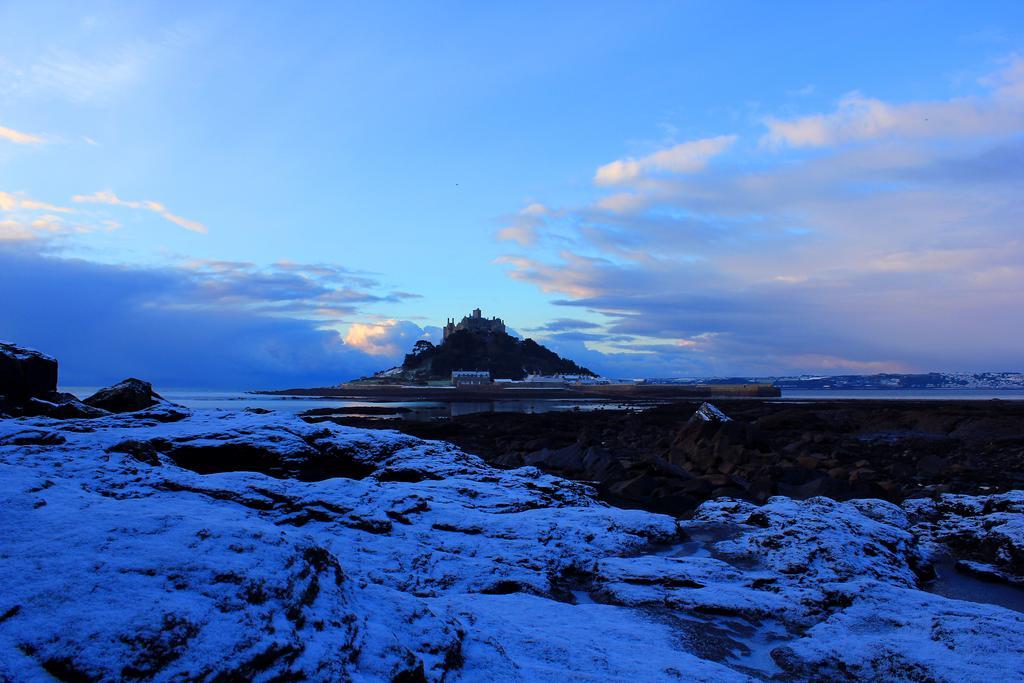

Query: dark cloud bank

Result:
[0,247,386,389]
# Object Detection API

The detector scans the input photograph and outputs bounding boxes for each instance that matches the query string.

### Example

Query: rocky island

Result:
[393,309,594,382]
[259,309,780,399]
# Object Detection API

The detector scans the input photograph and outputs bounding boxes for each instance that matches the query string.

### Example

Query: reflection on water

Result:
[58,386,1024,420]
[927,558,1024,613]
[655,524,743,560]
[60,387,658,418]
[445,399,657,418]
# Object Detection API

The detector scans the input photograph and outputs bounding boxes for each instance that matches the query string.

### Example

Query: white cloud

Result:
[0,124,44,144]
[344,320,426,357]
[497,252,611,299]
[594,192,646,214]
[499,55,1024,374]
[763,55,1024,148]
[594,135,737,185]
[495,203,552,246]
[73,190,207,234]
[0,191,74,213]
[0,220,36,241]
[0,191,83,242]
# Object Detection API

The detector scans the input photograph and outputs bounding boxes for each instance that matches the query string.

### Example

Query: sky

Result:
[1,1,1023,388]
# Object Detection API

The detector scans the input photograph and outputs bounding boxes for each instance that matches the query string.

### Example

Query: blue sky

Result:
[2,1,1023,387]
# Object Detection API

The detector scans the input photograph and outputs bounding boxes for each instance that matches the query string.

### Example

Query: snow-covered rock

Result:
[771,579,1024,681]
[906,490,1024,584]
[692,496,924,588]
[0,409,1022,681]
[693,402,732,423]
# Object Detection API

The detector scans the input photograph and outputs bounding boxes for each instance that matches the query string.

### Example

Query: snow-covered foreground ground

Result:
[0,406,1022,681]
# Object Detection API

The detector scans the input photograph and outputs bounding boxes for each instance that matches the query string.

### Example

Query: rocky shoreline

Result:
[2,397,1022,680]
[2,342,1023,680]
[324,398,1024,516]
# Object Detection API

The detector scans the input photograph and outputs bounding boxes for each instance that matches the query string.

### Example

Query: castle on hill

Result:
[443,308,506,342]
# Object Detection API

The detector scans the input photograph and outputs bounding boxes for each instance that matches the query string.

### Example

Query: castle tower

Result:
[443,308,505,342]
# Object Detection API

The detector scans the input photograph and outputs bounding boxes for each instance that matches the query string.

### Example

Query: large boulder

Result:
[523,443,626,483]
[0,342,58,401]
[84,378,164,413]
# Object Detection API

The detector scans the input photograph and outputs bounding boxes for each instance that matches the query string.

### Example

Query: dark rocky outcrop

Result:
[329,398,1024,516]
[0,343,178,420]
[521,444,626,483]
[84,378,164,413]
[0,342,58,402]
[0,342,115,419]
[24,394,110,419]
[109,428,380,482]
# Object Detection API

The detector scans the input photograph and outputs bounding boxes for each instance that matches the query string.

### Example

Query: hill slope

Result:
[397,330,595,380]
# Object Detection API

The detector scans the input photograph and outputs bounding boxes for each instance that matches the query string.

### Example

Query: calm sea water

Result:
[61,387,654,418]
[60,387,1024,419]
[778,389,1024,401]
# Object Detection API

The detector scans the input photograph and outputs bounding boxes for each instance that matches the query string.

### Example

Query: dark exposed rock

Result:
[0,429,67,446]
[918,453,951,476]
[523,443,626,483]
[0,345,144,421]
[490,451,526,468]
[24,394,109,420]
[331,397,1024,517]
[775,473,836,499]
[116,432,379,482]
[955,559,1024,586]
[0,341,58,401]
[607,473,662,500]
[0,344,112,419]
[84,378,164,413]
[376,468,444,483]
[107,439,164,466]
[166,442,291,475]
